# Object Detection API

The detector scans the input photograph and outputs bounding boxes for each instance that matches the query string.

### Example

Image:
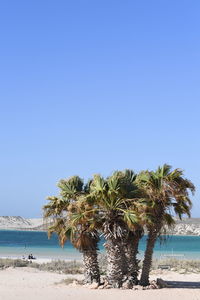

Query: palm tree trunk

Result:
[83,249,100,284]
[125,231,141,286]
[139,226,159,286]
[104,238,124,288]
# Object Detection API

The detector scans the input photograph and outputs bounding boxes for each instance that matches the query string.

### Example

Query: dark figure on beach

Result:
[28,254,36,259]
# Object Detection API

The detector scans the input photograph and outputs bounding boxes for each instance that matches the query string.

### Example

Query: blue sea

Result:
[0,230,200,260]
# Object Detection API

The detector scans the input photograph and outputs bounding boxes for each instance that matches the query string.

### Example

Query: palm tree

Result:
[66,197,100,284]
[124,228,143,286]
[43,176,100,284]
[88,170,141,288]
[138,164,195,286]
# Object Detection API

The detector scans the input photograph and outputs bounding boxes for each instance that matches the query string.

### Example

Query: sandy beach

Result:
[0,267,200,300]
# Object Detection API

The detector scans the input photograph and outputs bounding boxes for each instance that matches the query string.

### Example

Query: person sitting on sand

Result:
[28,254,36,260]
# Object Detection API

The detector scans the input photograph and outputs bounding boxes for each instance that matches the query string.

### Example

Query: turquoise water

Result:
[0,230,200,260]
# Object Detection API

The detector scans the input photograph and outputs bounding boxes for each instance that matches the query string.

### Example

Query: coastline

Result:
[1,216,200,236]
[0,228,200,237]
[1,230,200,261]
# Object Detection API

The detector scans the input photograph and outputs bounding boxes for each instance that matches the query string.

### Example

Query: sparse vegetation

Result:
[55,278,84,285]
[31,260,84,274]
[151,258,200,273]
[0,258,83,273]
[1,257,200,276]
[0,258,29,269]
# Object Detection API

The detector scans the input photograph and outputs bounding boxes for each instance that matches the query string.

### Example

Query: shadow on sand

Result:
[166,281,200,289]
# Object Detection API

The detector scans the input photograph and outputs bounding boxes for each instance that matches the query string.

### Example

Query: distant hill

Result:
[0,216,200,235]
[0,216,49,231]
[170,218,200,236]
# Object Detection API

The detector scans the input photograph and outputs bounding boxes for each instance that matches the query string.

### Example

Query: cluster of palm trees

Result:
[43,164,195,288]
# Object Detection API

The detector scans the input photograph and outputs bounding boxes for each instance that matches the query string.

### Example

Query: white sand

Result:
[0,267,200,300]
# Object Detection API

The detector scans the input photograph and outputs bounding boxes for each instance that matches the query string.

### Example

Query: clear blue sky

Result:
[0,0,200,218]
